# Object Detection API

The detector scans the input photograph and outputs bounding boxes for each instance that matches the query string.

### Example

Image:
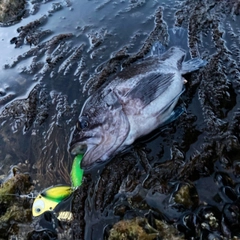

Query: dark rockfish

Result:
[69,46,206,168]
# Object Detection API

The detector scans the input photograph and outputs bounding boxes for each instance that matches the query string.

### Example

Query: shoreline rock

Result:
[0,0,26,24]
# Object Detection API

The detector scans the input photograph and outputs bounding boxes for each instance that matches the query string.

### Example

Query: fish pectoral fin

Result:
[126,72,175,107]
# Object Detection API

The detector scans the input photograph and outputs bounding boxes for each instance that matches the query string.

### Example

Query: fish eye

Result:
[76,121,81,130]
[76,116,89,130]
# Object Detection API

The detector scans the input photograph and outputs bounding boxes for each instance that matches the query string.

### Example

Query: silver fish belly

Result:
[69,47,206,168]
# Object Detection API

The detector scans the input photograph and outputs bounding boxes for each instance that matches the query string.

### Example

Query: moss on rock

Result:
[0,0,25,23]
[108,217,184,240]
[0,170,33,238]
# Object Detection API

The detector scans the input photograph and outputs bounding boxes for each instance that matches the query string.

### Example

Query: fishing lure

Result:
[32,154,84,217]
[70,154,84,187]
[32,185,72,217]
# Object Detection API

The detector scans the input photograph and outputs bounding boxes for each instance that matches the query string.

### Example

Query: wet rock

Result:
[0,169,33,239]
[0,84,50,132]
[222,202,240,236]
[107,217,184,240]
[87,29,105,50]
[0,0,25,24]
[108,218,158,240]
[168,182,199,210]
[214,172,235,188]
[0,168,32,202]
[10,15,49,47]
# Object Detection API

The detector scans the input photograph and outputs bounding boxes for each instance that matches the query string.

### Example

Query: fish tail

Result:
[181,58,207,74]
[168,27,188,51]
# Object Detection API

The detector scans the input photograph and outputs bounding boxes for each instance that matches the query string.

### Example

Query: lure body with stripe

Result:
[32,185,72,217]
[32,155,84,217]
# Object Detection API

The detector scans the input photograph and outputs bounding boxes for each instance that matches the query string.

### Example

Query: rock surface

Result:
[0,0,25,24]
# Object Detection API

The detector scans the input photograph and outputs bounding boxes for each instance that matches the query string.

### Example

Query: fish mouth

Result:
[69,142,88,155]
[70,142,100,168]
[69,109,130,168]
[68,129,103,168]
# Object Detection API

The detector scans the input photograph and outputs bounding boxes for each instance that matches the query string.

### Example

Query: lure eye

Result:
[36,207,42,213]
[76,116,89,130]
[33,199,45,215]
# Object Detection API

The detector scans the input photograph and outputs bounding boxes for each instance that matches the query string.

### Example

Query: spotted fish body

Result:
[69,47,206,168]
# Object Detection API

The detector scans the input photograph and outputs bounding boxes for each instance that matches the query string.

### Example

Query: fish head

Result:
[69,91,130,168]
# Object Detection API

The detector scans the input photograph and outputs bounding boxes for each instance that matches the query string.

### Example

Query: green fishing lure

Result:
[32,154,84,217]
[71,154,84,187]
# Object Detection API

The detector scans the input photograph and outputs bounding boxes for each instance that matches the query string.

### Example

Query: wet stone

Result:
[0,0,25,24]
[170,182,199,210]
[0,169,33,239]
[107,217,184,240]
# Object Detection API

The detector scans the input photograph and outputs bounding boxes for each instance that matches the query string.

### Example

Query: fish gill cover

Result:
[0,0,240,239]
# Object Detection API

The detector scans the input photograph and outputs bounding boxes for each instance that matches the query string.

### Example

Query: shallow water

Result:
[1,0,240,239]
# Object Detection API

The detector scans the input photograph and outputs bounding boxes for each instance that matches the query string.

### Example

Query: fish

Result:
[69,46,207,168]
